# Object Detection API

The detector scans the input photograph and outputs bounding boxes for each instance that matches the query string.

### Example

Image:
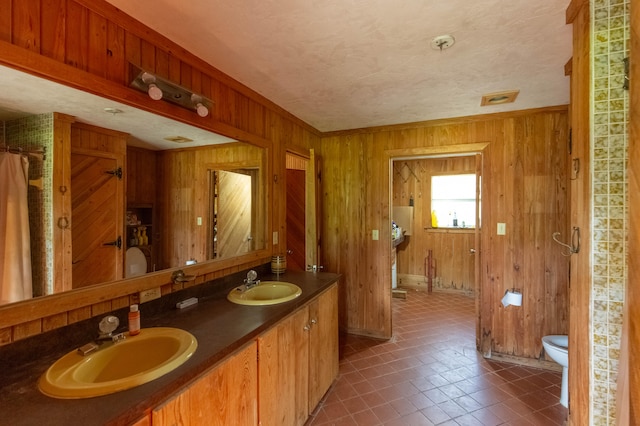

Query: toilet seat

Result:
[125,247,148,278]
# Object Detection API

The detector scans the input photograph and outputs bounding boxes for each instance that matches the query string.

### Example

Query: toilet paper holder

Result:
[501,288,523,307]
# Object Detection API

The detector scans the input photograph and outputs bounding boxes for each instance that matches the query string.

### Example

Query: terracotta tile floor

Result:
[307,291,568,426]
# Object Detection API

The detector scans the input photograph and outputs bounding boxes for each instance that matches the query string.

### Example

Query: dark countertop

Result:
[0,270,340,426]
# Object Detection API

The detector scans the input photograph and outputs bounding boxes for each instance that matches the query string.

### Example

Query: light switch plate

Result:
[497,223,506,235]
[196,216,202,226]
[372,230,379,240]
[272,231,279,245]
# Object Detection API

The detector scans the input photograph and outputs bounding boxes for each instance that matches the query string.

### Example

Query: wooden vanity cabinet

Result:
[149,282,338,426]
[152,341,258,426]
[308,284,339,411]
[258,284,339,426]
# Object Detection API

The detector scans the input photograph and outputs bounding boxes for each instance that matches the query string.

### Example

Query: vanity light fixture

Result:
[130,66,213,117]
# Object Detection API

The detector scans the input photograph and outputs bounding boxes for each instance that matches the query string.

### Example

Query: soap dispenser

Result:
[128,304,140,336]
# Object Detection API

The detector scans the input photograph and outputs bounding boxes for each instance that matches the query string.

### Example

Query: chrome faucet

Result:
[77,315,125,356]
[243,270,260,289]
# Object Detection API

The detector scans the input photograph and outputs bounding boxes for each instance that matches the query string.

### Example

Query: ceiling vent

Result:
[481,90,519,106]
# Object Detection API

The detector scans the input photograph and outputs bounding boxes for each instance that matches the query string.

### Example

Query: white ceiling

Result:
[105,0,573,132]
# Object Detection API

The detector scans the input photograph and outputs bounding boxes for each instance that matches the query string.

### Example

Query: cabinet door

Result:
[308,284,339,411]
[258,307,309,426]
[153,341,258,426]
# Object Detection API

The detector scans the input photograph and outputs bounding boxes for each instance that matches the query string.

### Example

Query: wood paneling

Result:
[566,1,591,424]
[321,107,569,359]
[126,146,157,206]
[157,143,267,269]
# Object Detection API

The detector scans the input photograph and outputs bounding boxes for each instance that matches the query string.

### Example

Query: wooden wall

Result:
[566,1,591,423]
[392,157,476,293]
[156,142,267,269]
[0,0,318,341]
[321,107,570,359]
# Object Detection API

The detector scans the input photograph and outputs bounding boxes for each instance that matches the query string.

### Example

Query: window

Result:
[431,174,478,228]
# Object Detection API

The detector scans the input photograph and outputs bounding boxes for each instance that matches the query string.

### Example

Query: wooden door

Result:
[71,151,123,288]
[258,308,309,426]
[216,170,252,259]
[153,342,258,426]
[286,168,306,270]
[308,149,322,268]
[308,284,339,411]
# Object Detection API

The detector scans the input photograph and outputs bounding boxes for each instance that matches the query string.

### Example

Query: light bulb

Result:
[196,102,209,117]
[147,83,163,101]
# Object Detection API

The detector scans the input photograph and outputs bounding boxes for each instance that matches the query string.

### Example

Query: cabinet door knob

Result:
[303,324,311,331]
[310,318,317,325]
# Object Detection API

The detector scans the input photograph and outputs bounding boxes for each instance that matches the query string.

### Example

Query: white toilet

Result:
[542,335,569,407]
[125,247,148,278]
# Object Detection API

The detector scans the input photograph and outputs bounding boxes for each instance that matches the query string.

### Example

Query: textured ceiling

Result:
[105,0,573,132]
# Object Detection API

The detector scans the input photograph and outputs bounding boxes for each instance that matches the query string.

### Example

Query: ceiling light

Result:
[103,108,123,115]
[480,90,520,106]
[164,136,194,143]
[130,67,214,117]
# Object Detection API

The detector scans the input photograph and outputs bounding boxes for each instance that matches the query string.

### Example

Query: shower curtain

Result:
[0,152,33,304]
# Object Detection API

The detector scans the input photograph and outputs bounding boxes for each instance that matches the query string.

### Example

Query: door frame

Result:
[385,142,490,349]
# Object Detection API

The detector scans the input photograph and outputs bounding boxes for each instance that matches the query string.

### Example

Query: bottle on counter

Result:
[431,210,438,228]
[452,212,458,227]
[128,304,140,336]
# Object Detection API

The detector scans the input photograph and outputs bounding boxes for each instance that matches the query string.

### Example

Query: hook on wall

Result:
[552,227,581,256]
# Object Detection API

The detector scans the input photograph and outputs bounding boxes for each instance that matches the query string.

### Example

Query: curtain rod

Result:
[0,144,46,159]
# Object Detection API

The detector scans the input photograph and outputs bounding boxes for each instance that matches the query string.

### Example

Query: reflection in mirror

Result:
[0,65,267,306]
[210,169,259,259]
[158,143,266,268]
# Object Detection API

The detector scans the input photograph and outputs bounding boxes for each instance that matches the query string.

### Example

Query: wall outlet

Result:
[497,223,506,235]
[372,229,379,240]
[139,287,161,303]
[272,231,279,245]
[196,216,202,226]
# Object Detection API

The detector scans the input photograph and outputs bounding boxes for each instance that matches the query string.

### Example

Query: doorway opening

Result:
[387,144,488,350]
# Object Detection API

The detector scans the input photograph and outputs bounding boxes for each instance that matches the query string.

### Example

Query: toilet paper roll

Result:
[501,290,523,307]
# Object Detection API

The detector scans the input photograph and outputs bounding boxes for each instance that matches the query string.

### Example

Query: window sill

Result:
[424,227,476,234]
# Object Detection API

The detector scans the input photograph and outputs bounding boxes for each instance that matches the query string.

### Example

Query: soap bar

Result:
[176,297,199,309]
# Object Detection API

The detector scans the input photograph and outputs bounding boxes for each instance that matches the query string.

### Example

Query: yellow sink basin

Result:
[227,281,302,306]
[39,327,197,399]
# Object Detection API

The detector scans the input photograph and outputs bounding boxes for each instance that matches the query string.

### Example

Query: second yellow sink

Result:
[227,281,302,306]
[39,327,197,399]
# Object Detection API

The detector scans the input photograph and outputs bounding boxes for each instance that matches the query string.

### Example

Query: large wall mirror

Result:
[0,64,268,306]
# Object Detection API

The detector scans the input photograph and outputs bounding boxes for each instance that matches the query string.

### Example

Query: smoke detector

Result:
[431,35,455,51]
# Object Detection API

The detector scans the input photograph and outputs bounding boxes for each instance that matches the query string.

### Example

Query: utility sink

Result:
[39,327,197,399]
[227,281,302,306]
